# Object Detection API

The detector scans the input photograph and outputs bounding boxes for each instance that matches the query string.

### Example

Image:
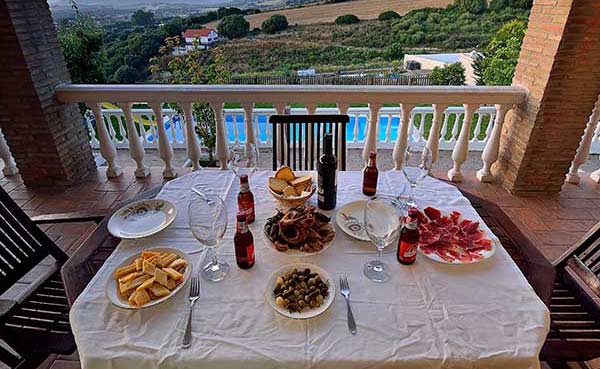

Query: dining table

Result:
[69,169,550,369]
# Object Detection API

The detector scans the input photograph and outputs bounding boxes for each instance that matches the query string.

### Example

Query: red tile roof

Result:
[182,28,216,38]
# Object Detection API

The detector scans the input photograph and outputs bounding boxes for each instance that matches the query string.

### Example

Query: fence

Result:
[227,74,431,86]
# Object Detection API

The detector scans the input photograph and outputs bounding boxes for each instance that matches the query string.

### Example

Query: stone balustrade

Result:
[54,84,526,182]
[566,94,600,184]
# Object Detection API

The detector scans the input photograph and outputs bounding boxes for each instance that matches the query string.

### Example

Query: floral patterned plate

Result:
[108,199,176,239]
[335,200,370,242]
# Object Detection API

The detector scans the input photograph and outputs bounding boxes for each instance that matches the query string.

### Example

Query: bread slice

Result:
[290,175,312,194]
[269,177,288,194]
[275,166,295,182]
[282,185,297,198]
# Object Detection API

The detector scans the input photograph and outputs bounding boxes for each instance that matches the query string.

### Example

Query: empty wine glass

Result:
[228,143,258,176]
[402,145,432,208]
[188,196,229,282]
[363,195,402,282]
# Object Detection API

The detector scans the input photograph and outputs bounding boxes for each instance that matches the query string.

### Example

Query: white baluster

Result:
[484,113,495,142]
[426,104,448,166]
[385,113,392,143]
[450,112,461,143]
[477,105,509,182]
[107,114,118,142]
[84,110,99,147]
[118,102,149,178]
[471,112,483,142]
[0,129,18,176]
[306,103,317,167]
[337,103,350,170]
[231,113,240,145]
[448,104,478,182]
[182,102,203,171]
[274,103,286,167]
[116,115,128,145]
[440,113,450,143]
[149,102,177,179]
[352,113,359,142]
[265,113,272,144]
[570,101,600,183]
[137,114,148,145]
[393,104,415,170]
[242,103,258,165]
[363,104,382,166]
[87,102,122,178]
[253,112,261,144]
[417,113,426,143]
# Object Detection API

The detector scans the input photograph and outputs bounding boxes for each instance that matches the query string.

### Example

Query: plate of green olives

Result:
[265,263,335,319]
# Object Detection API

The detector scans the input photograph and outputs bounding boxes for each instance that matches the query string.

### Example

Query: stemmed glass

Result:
[363,195,402,282]
[228,143,258,177]
[402,145,432,208]
[188,196,229,282]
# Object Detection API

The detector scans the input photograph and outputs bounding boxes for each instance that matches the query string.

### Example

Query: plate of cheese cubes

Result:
[107,248,191,309]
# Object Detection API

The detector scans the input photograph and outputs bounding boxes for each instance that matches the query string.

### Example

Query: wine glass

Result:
[188,196,229,282]
[228,143,258,176]
[363,195,402,282]
[402,145,432,208]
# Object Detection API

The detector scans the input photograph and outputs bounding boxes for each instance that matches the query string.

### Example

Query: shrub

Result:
[131,9,155,26]
[384,42,404,61]
[218,14,250,39]
[335,14,360,25]
[429,62,466,85]
[262,14,289,34]
[378,11,401,21]
[112,65,141,83]
[454,0,487,14]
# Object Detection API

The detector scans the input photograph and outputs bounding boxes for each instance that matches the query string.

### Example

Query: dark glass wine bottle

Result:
[318,133,337,210]
[362,151,378,196]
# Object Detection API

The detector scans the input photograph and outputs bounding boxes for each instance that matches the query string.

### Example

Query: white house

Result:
[403,52,480,85]
[175,28,219,54]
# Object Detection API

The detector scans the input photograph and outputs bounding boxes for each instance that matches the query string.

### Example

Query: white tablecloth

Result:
[70,170,549,369]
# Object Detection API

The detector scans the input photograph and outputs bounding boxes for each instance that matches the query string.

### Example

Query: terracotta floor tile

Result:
[557,198,597,209]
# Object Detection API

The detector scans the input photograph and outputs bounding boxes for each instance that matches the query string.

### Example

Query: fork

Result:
[182,276,200,349]
[339,275,357,335]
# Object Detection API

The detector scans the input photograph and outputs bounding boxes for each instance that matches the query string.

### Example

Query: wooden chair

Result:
[0,185,161,369]
[269,114,349,171]
[540,223,600,366]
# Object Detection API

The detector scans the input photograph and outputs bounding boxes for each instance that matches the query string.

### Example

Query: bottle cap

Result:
[240,174,248,183]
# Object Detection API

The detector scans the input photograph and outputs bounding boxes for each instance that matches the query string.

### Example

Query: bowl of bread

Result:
[268,166,315,207]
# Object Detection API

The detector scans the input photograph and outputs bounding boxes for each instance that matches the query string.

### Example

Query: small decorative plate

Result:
[108,199,176,239]
[335,200,370,242]
[106,247,191,310]
[265,263,335,320]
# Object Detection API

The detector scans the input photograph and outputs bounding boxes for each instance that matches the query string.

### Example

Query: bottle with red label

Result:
[234,213,255,269]
[238,174,255,223]
[397,208,420,265]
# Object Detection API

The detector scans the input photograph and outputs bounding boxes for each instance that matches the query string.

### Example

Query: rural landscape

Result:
[57,0,531,87]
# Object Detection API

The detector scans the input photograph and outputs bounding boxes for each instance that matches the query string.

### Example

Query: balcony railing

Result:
[54,84,527,182]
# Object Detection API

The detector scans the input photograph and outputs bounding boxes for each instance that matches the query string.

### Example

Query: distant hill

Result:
[206,0,454,29]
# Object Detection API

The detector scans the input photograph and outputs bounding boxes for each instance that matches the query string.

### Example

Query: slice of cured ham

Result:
[416,207,493,263]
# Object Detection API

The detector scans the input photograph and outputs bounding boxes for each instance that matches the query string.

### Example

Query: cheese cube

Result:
[168,259,187,270]
[114,264,136,279]
[154,268,168,287]
[134,288,151,306]
[142,251,161,260]
[120,275,150,294]
[136,277,155,292]
[135,257,143,271]
[142,260,156,276]
[162,267,183,281]
[118,271,142,284]
[166,278,176,290]
[128,291,138,306]
[158,253,178,268]
[149,283,171,298]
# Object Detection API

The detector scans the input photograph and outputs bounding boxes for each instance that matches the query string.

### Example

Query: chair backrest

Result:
[269,114,349,171]
[0,187,67,296]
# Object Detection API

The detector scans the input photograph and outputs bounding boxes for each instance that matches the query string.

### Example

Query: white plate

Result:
[108,199,176,239]
[265,263,335,320]
[418,238,497,264]
[335,200,370,242]
[106,247,192,310]
[263,213,335,257]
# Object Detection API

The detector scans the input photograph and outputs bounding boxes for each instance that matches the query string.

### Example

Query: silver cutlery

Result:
[182,276,201,349]
[339,275,357,335]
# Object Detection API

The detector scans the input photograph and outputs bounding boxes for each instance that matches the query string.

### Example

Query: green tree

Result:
[217,7,243,19]
[476,19,526,85]
[378,11,401,21]
[384,42,404,61]
[58,7,107,84]
[335,14,360,25]
[430,62,466,85]
[454,0,487,14]
[261,14,289,34]
[131,9,155,26]
[218,15,250,39]
[112,65,141,83]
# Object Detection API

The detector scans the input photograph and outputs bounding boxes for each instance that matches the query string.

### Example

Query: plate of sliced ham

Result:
[415,206,496,264]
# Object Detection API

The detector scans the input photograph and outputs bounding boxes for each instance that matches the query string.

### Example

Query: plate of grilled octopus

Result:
[263,205,336,257]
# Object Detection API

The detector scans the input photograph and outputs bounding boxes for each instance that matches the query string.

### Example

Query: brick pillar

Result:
[0,0,95,186]
[495,0,600,195]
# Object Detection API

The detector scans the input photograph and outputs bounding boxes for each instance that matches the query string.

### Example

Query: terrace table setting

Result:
[69,169,550,369]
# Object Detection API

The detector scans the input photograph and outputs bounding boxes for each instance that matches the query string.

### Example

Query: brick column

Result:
[0,0,95,186]
[495,0,600,195]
